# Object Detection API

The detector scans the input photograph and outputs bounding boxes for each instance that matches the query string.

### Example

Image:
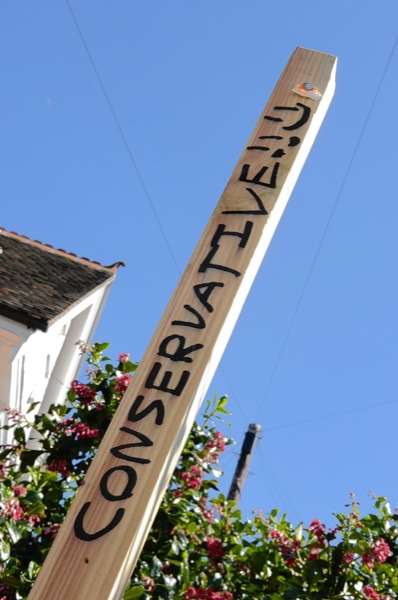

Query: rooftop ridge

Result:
[0,226,124,273]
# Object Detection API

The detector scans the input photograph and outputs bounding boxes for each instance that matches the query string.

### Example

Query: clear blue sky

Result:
[1,1,398,526]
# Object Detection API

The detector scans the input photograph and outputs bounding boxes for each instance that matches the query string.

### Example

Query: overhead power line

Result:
[64,0,179,268]
[263,397,398,434]
[258,34,398,416]
[64,4,397,442]
[64,1,253,422]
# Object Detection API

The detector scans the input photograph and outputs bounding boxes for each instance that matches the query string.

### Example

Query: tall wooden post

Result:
[28,48,336,600]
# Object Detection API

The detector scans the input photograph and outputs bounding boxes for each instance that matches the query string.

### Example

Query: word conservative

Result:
[74,101,312,541]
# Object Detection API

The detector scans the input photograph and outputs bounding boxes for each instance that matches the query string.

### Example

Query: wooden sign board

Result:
[29,48,336,600]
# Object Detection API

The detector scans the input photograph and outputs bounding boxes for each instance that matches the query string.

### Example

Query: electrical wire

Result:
[258,34,398,419]
[64,0,179,269]
[63,3,398,449]
[64,2,257,424]
[262,396,398,434]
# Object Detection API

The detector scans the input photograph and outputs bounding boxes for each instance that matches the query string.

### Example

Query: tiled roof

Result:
[0,227,122,331]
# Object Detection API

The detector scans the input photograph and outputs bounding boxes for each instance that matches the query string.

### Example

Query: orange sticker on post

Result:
[292,81,322,101]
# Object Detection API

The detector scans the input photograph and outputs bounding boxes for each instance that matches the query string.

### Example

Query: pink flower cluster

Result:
[1,497,40,525]
[43,523,61,538]
[202,507,214,522]
[270,529,300,567]
[65,422,100,440]
[363,587,379,600]
[308,546,323,560]
[205,432,225,463]
[199,497,214,523]
[307,519,327,561]
[1,498,24,522]
[181,465,203,490]
[70,380,96,403]
[118,352,130,364]
[207,432,225,452]
[13,484,27,497]
[343,551,354,564]
[185,588,233,600]
[142,576,156,592]
[28,514,41,526]
[4,408,24,426]
[363,538,392,569]
[48,458,70,477]
[206,537,225,560]
[363,585,392,600]
[115,373,132,393]
[373,538,392,562]
[309,519,326,544]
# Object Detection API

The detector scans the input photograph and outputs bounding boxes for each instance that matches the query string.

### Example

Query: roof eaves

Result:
[0,226,124,274]
[0,303,48,332]
[45,273,116,330]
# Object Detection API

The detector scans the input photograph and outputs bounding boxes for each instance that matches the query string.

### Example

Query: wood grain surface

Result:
[28,47,336,600]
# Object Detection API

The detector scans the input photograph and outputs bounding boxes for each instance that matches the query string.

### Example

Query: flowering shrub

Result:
[0,343,397,599]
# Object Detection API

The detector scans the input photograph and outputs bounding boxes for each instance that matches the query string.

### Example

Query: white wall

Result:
[0,320,28,444]
[0,279,113,444]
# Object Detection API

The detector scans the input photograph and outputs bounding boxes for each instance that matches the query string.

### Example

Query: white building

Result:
[0,227,121,443]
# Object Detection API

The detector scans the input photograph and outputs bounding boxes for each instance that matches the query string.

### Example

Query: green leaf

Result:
[20,449,43,468]
[150,555,163,577]
[39,414,54,431]
[0,448,13,460]
[284,588,303,600]
[304,558,329,585]
[294,524,303,541]
[185,522,197,534]
[6,520,22,544]
[124,361,138,373]
[181,549,190,587]
[23,490,46,516]
[0,538,10,560]
[27,560,40,580]
[215,395,230,415]
[163,574,177,589]
[123,586,145,599]
[14,426,26,445]
[96,342,109,352]
[27,401,41,414]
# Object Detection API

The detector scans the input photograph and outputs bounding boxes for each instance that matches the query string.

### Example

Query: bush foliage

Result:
[0,344,397,599]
